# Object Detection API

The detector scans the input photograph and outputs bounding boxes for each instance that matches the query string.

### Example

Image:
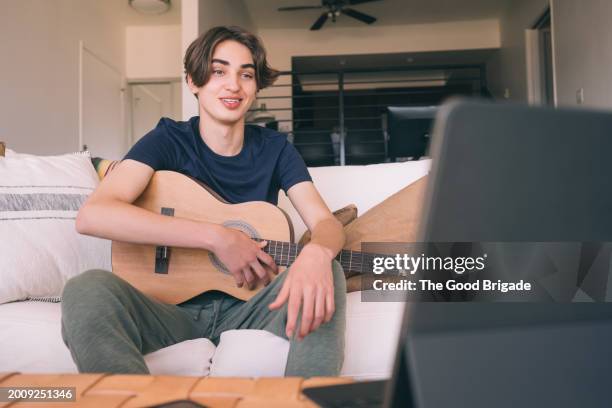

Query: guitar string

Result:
[260,239,412,274]
[264,241,383,263]
[260,239,395,272]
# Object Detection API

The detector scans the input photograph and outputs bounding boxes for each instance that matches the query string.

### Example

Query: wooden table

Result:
[0,372,352,408]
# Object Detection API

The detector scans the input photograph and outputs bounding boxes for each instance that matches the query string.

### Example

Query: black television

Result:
[386,106,437,161]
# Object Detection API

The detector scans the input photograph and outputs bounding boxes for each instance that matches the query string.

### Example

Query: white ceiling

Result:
[244,0,511,30]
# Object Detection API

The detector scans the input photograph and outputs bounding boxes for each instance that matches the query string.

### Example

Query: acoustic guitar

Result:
[112,171,379,304]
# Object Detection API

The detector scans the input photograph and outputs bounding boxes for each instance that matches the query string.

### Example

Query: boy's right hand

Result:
[211,226,278,289]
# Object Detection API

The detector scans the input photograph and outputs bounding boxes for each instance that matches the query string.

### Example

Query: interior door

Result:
[130,82,182,144]
[81,44,125,160]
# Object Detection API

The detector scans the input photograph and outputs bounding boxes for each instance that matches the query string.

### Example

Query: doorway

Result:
[526,8,555,106]
[129,81,182,145]
[80,42,126,160]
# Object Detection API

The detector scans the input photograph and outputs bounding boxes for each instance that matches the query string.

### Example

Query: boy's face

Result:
[189,40,258,127]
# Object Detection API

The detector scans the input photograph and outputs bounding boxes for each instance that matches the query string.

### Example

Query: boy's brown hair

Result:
[184,26,279,93]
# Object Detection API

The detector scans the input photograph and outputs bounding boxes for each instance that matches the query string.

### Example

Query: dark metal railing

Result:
[246,64,488,166]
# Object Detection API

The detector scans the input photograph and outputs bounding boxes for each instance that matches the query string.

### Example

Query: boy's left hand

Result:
[268,243,335,340]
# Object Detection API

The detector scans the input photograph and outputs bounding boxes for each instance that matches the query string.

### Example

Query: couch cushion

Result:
[145,338,216,376]
[342,291,405,380]
[210,330,290,377]
[0,301,215,376]
[0,151,111,304]
[3,148,17,157]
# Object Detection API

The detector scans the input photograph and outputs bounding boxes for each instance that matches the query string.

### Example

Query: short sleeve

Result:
[123,119,177,170]
[276,139,312,193]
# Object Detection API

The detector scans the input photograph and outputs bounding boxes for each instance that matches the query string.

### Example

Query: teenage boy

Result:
[61,26,346,377]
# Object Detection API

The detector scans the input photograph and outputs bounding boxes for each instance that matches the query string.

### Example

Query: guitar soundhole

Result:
[209,220,261,275]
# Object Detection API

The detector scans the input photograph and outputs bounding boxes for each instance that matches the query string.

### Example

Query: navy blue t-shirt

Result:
[124,117,312,205]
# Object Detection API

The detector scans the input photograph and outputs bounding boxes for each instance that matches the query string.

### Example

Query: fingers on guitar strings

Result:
[242,267,256,290]
[257,247,279,275]
[250,260,270,286]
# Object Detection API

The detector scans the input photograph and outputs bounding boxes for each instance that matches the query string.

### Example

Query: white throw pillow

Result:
[341,291,405,380]
[210,330,290,377]
[0,151,111,304]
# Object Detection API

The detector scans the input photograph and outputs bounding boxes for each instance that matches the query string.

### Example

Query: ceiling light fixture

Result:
[129,0,171,15]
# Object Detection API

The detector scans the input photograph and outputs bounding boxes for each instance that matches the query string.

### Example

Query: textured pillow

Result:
[298,204,358,246]
[344,175,429,292]
[0,151,111,304]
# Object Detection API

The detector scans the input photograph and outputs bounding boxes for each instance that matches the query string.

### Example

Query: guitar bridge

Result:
[155,207,174,274]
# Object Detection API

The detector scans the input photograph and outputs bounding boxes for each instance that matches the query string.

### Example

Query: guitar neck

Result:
[260,238,381,277]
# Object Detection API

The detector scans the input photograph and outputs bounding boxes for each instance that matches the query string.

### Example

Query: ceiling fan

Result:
[278,0,382,31]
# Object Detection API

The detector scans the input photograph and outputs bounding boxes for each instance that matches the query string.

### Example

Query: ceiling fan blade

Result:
[310,12,329,30]
[347,0,383,5]
[341,7,377,24]
[278,6,323,11]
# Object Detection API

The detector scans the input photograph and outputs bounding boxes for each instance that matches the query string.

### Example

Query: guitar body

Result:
[112,171,294,304]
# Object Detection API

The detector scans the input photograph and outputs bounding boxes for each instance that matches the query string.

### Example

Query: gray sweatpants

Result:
[60,260,346,377]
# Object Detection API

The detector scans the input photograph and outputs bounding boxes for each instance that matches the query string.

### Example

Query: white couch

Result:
[0,155,430,379]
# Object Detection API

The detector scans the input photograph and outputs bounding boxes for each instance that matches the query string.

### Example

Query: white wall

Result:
[259,19,501,71]
[126,25,182,80]
[0,0,126,155]
[486,0,550,102]
[551,0,612,110]
[181,0,200,119]
[486,0,612,110]
[198,0,254,33]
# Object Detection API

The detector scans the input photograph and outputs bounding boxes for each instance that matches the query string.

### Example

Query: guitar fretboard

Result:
[257,238,390,276]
